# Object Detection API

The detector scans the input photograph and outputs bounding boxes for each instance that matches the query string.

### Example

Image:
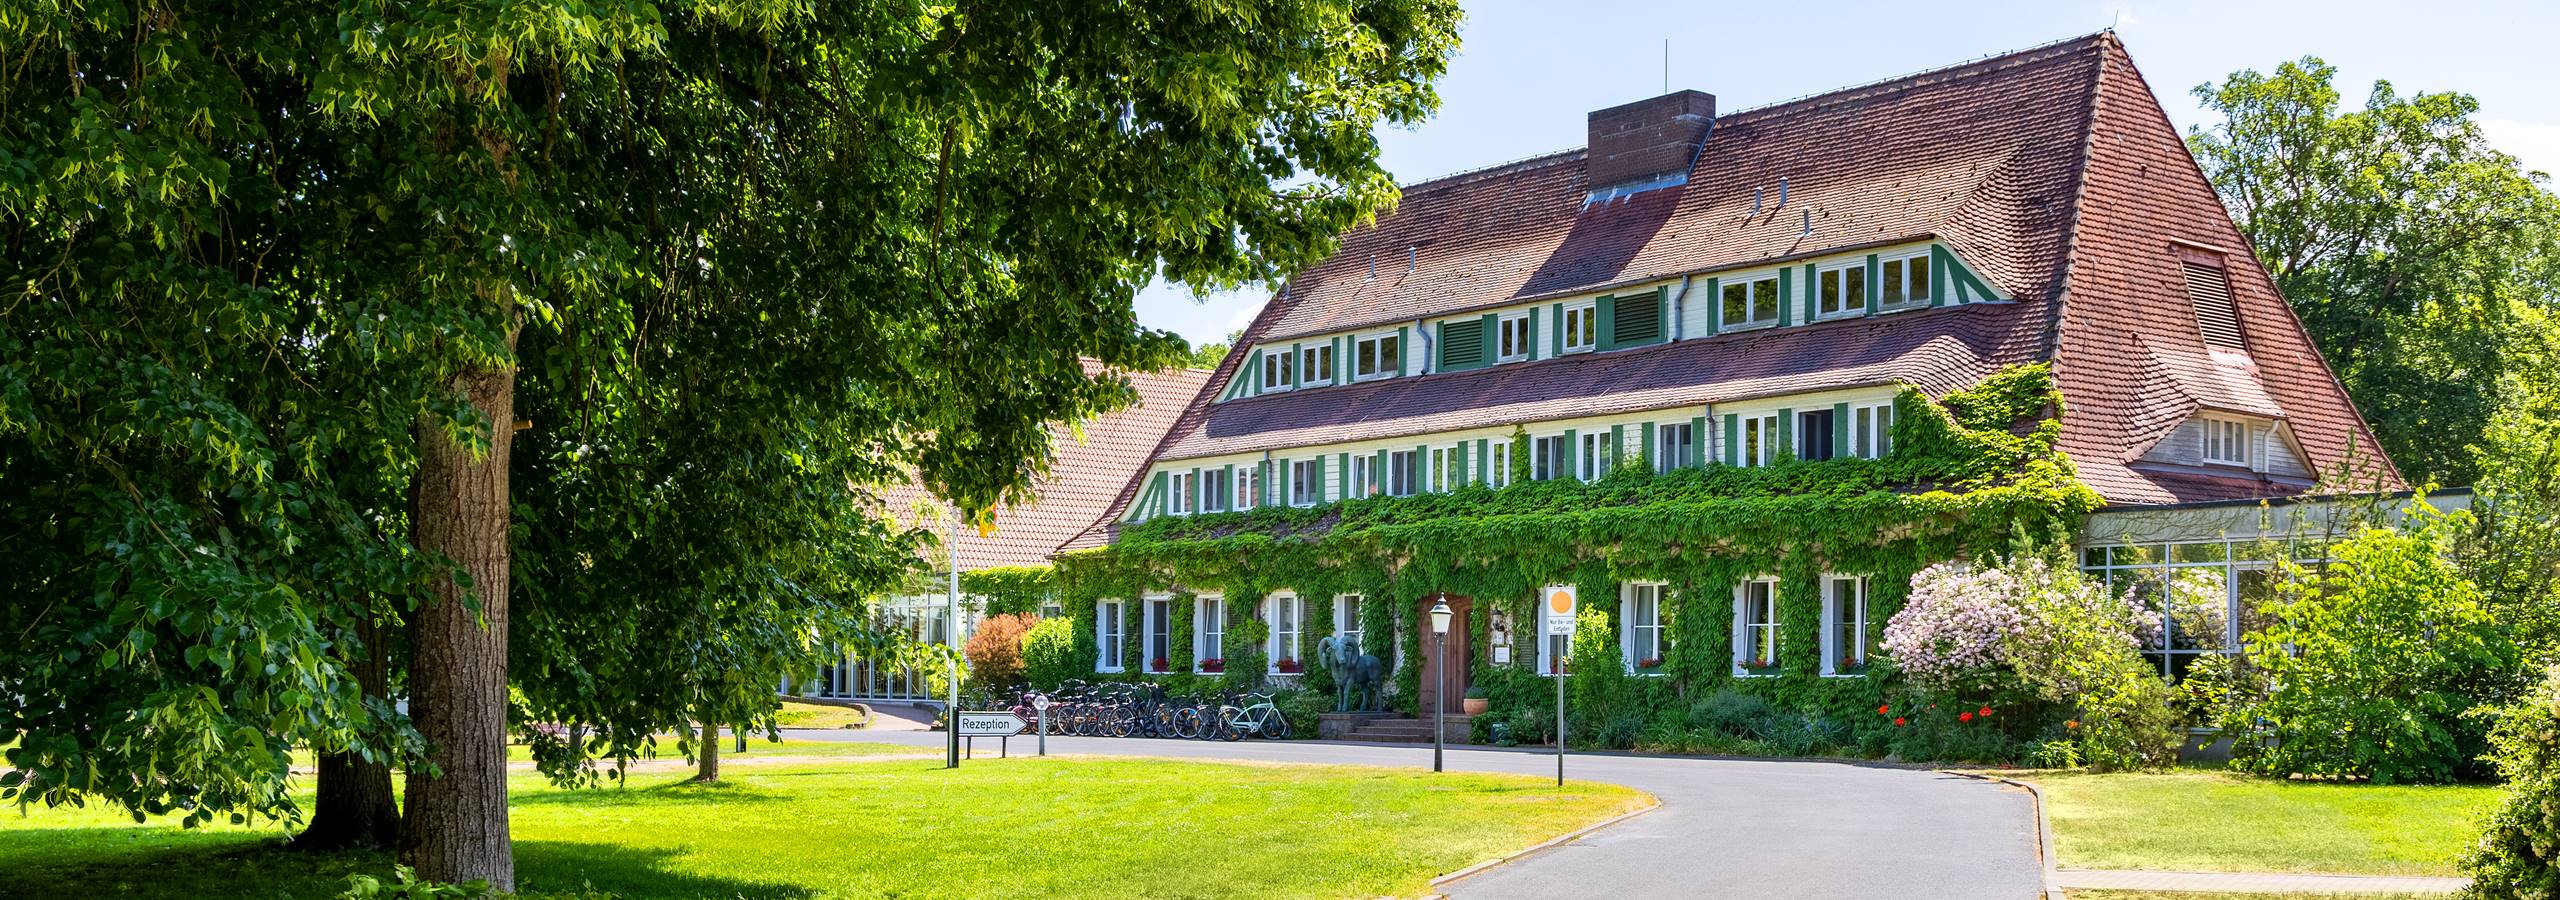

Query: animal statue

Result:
[1318,635,1385,712]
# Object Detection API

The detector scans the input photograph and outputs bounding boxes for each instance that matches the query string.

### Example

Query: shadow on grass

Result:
[0,829,810,899]
[511,777,797,809]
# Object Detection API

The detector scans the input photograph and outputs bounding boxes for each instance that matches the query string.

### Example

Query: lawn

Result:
[2024,770,2499,876]
[1,753,1646,899]
[771,700,873,730]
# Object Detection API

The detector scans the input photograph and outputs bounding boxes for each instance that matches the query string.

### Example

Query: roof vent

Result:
[2182,261,2246,350]
[1585,90,1715,203]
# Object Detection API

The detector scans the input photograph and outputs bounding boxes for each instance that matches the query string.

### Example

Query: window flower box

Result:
[1635,657,1664,671]
[1149,656,1171,674]
[1834,656,1869,676]
[1740,657,1782,677]
[1199,658,1225,673]
[1276,657,1302,674]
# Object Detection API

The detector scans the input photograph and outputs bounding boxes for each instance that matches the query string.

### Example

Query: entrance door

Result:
[1415,594,1473,715]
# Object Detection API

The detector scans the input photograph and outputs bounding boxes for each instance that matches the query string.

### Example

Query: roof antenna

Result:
[1662,39,1670,94]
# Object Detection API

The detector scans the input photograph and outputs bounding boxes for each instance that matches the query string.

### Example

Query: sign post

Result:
[1031,693,1052,757]
[951,712,1028,769]
[1543,584,1577,786]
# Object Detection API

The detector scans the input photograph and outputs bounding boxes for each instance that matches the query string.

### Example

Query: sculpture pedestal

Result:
[1317,712,1394,740]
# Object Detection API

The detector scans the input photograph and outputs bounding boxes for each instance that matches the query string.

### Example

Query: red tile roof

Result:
[1061,33,2397,551]
[880,363,1211,570]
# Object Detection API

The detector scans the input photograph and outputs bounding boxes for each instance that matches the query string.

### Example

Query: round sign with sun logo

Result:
[1547,588,1574,616]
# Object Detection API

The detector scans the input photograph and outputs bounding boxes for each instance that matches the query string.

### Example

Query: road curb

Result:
[1948,770,2064,900]
[1422,793,1665,897]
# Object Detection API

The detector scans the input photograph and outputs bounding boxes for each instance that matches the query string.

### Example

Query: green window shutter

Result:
[1803,264,1818,324]
[1551,303,1565,356]
[1562,428,1578,478]
[1595,295,1618,352]
[1310,456,1326,502]
[1931,245,1953,307]
[1689,415,1708,467]
[1777,408,1795,462]
[1438,317,1487,370]
[1452,442,1467,484]
[1372,449,1388,495]
[1258,460,1272,505]
[1336,452,1349,500]
[1778,268,1795,327]
[1610,424,1626,470]
[1188,467,1203,510]
[1249,351,1263,392]
[1833,402,1852,459]
[1150,471,1170,516]
[1609,288,1665,348]
[1396,326,1410,376]
[1705,277,1722,334]
[1481,312,1499,359]
[1476,438,1490,482]
[1528,307,1542,360]
[1723,414,1740,465]
[1640,422,1656,470]
[1865,254,1883,316]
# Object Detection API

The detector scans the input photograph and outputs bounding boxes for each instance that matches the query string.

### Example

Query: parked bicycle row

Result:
[983,681,1293,741]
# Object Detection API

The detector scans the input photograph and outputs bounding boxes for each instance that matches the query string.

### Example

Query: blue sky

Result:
[1135,0,2560,347]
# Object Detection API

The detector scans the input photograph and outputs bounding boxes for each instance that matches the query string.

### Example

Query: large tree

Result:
[4,0,1459,888]
[2188,58,2560,486]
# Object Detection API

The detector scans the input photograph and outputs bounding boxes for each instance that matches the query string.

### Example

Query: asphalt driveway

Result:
[788,725,2041,900]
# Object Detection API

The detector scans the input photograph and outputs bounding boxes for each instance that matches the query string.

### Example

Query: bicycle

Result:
[1219,691,1291,741]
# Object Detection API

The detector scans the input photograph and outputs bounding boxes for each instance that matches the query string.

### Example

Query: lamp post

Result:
[1428,597,1453,773]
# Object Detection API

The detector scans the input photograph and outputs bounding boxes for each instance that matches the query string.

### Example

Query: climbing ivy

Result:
[1047,365,2101,730]
[959,566,1058,617]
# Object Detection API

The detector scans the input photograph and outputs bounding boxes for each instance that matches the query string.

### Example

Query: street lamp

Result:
[1429,597,1453,773]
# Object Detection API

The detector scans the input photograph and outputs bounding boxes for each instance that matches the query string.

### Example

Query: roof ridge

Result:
[2040,30,2117,364]
[1717,31,2112,126]
[1395,147,1583,195]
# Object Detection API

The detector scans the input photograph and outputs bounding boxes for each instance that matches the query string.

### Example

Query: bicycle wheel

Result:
[1108,708,1134,738]
[1172,707,1201,739]
[1217,708,1244,741]
[1265,710,1291,740]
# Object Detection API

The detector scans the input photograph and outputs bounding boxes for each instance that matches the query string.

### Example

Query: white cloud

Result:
[2481,118,2560,181]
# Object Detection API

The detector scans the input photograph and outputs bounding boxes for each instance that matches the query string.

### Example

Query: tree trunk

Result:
[695,717,721,783]
[400,358,518,890]
[293,614,402,850]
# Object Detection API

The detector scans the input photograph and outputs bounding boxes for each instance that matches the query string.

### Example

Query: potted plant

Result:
[1635,657,1664,672]
[1275,657,1302,674]
[1199,657,1225,673]
[1460,684,1490,716]
[1149,656,1170,674]
[1742,655,1781,676]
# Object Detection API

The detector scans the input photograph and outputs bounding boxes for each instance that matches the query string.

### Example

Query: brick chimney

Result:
[1585,90,1716,196]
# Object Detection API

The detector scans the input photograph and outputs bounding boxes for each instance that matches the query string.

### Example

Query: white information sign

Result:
[954,711,1027,737]
[1542,584,1578,636]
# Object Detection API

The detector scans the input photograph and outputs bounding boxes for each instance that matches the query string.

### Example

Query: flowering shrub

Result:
[1881,562,2029,689]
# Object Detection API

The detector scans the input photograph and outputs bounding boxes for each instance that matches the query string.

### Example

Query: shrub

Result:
[962,613,1036,690]
[2226,507,2503,784]
[1567,603,1628,734]
[2460,666,2560,898]
[1018,616,1081,690]
[1882,562,2030,691]
[1689,689,1777,738]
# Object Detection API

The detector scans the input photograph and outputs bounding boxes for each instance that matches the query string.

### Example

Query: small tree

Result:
[2460,666,2560,898]
[1567,604,1627,741]
[965,613,1037,690]
[2227,505,2503,783]
[1018,617,1082,691]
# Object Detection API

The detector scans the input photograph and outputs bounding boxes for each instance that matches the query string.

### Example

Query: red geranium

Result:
[1959,711,1975,723]
[1893,717,1907,727]
[1876,704,1891,716]
[1977,706,1994,718]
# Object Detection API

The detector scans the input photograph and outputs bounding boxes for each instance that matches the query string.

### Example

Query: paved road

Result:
[790,727,2042,900]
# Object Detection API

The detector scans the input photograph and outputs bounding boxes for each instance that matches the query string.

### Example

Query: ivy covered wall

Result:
[1046,365,2101,724]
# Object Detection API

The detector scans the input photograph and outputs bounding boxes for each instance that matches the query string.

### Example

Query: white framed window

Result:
[1167,470,1194,515]
[1532,434,1569,481]
[1820,576,1869,676]
[1260,350,1293,393]
[1200,468,1230,513]
[1300,343,1335,386]
[1797,408,1837,462]
[1577,431,1607,482]
[1429,446,1454,491]
[2202,416,2251,466]
[1561,301,1597,353]
[1289,458,1320,506]
[1387,449,1422,497]
[1266,592,1304,673]
[1815,261,1869,320]
[1235,466,1258,511]
[1720,273,1781,328]
[1851,402,1895,460]
[1498,312,1533,361]
[1731,578,1779,676]
[1194,595,1225,672]
[1622,583,1668,673]
[1354,331,1402,380]
[1144,596,1174,673]
[1738,413,1779,467]
[1350,454,1375,497]
[1880,252,1932,310]
[1095,599,1126,673]
[1040,601,1064,619]
[1656,421,1694,473]
[1490,440,1514,488]
[1334,594,1366,657]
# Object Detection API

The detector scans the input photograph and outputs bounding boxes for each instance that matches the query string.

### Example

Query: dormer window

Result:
[1167,470,1194,515]
[2202,416,2251,467]
[1498,312,1532,361]
[1880,253,1932,310]
[1261,350,1293,392]
[1300,343,1336,386]
[1815,263,1868,320]
[1354,331,1401,380]
[1722,274,1781,329]
[1562,301,1597,353]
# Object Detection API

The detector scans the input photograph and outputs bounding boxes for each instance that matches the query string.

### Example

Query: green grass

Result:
[2024,770,2499,876]
[2,754,1645,899]
[771,701,873,730]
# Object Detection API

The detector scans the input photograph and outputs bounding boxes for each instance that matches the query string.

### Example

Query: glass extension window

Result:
[1387,450,1422,497]
[1289,459,1320,506]
[1354,332,1401,380]
[1816,263,1868,319]
[1167,470,1194,515]
[1299,343,1335,387]
[1532,435,1569,481]
[1623,583,1668,672]
[2203,417,2250,466]
[1656,421,1694,473]
[1737,414,1779,467]
[1721,274,1781,328]
[1261,350,1293,392]
[1562,302,1597,353]
[2082,541,2298,680]
[1498,312,1533,361]
[1823,576,1869,675]
[1851,402,1895,460]
[1734,578,1780,674]
[1881,253,1932,309]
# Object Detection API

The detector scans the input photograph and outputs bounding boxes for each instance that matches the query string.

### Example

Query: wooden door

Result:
[1416,594,1473,714]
